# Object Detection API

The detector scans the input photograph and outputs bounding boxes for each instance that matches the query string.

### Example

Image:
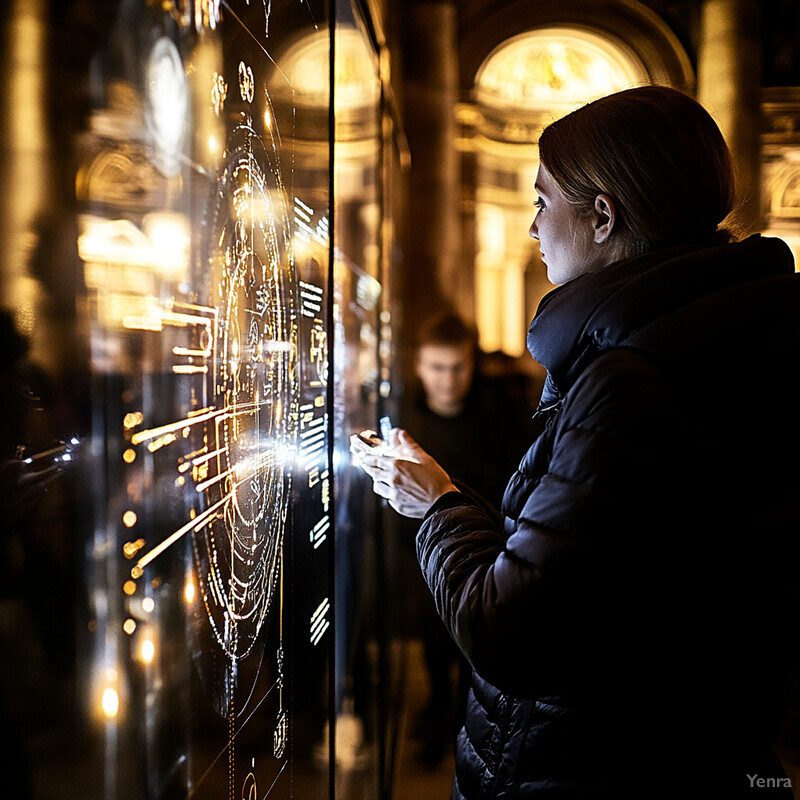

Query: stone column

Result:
[697,0,764,235]
[400,1,466,332]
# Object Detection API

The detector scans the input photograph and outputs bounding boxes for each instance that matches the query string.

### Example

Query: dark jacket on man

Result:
[417,235,800,798]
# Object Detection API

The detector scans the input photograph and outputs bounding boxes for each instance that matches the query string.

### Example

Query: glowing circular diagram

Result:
[195,113,298,668]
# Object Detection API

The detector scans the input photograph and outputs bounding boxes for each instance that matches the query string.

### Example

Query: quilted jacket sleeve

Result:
[415,348,675,698]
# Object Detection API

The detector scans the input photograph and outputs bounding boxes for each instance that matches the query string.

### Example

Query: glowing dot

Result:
[123,618,136,635]
[184,581,196,604]
[123,580,137,595]
[123,511,137,528]
[176,475,185,486]
[141,639,155,664]
[123,448,136,464]
[102,687,119,718]
[123,412,143,430]
[142,597,155,613]
[131,566,144,579]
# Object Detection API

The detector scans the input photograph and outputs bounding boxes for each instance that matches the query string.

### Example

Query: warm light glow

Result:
[142,212,190,279]
[123,538,145,558]
[123,580,137,596]
[142,597,155,614]
[278,28,378,109]
[141,638,155,664]
[123,412,144,430]
[184,580,196,604]
[475,28,643,111]
[123,618,136,634]
[146,37,188,176]
[102,687,119,718]
[123,448,137,463]
[123,510,137,528]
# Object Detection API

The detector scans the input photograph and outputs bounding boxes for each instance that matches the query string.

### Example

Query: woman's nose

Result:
[529,218,539,240]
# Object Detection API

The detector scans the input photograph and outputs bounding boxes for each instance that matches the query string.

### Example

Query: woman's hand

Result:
[358,429,459,518]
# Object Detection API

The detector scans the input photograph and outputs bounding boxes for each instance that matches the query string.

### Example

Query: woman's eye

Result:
[534,197,546,211]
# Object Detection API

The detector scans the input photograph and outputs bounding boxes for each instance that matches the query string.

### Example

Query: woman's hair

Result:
[538,85,736,253]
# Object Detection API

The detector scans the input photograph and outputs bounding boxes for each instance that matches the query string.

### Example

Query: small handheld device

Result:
[350,416,393,459]
[350,430,382,452]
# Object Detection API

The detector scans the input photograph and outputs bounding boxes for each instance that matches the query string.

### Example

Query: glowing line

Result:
[192,445,229,466]
[136,491,232,569]
[219,1,290,83]
[131,407,223,445]
[172,365,209,374]
[195,466,234,493]
[170,300,217,315]
[160,311,213,328]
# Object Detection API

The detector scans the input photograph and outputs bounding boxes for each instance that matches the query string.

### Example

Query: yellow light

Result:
[142,597,155,614]
[123,510,137,528]
[123,618,136,634]
[102,687,119,718]
[123,412,144,430]
[141,638,155,664]
[123,448,137,464]
[123,580,137,595]
[184,580,196,604]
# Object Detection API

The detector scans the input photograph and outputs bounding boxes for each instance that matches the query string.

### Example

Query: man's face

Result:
[415,342,475,416]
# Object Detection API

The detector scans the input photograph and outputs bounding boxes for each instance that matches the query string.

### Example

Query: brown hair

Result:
[416,310,478,351]
[538,85,736,252]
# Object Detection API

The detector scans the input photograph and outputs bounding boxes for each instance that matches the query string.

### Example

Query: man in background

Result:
[399,310,539,766]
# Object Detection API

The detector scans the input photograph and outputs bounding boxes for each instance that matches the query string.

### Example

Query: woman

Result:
[361,85,799,798]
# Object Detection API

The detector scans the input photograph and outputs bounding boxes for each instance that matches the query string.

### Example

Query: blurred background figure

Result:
[395,310,539,767]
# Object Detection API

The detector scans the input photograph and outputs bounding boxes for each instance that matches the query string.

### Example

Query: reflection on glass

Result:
[1,0,399,797]
[75,1,334,798]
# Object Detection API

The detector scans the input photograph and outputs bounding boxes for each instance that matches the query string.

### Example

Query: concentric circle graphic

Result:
[194,113,298,672]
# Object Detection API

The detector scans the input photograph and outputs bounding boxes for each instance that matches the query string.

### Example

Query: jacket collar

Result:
[527,235,795,402]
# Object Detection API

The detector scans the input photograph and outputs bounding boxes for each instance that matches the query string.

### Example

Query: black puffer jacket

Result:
[417,236,800,798]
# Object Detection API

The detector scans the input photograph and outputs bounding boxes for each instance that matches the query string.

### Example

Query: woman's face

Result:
[529,164,604,285]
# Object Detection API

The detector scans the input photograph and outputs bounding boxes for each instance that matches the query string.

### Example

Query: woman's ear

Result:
[593,194,617,243]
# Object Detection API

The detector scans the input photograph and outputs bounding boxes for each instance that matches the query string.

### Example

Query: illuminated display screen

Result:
[0,0,399,794]
[46,0,389,797]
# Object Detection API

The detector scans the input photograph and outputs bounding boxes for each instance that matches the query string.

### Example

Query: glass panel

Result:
[2,1,400,797]
[76,2,334,798]
[1,1,341,798]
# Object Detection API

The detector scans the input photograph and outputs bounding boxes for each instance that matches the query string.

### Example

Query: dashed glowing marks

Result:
[309,597,330,646]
